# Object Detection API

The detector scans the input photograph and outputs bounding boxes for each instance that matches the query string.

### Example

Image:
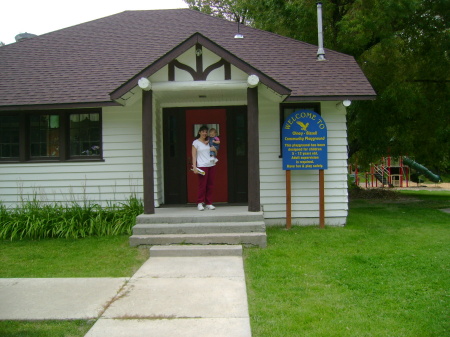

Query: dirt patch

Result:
[396,182,450,191]
[358,182,450,192]
[349,187,403,200]
[350,182,449,201]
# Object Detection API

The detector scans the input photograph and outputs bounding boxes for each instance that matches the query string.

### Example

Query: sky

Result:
[1,0,189,45]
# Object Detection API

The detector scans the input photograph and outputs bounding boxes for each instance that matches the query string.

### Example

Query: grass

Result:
[244,190,450,336]
[0,320,94,337]
[1,190,449,336]
[0,235,149,278]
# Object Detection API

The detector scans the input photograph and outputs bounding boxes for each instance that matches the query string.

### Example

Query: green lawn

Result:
[0,320,94,337]
[244,190,450,336]
[0,235,149,278]
[1,190,449,336]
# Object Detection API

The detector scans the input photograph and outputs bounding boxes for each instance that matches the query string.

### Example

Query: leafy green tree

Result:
[184,0,248,23]
[345,0,449,170]
[185,0,450,172]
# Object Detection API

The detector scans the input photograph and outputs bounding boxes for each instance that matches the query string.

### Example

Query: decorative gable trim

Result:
[168,58,231,81]
[167,43,231,81]
[110,33,291,101]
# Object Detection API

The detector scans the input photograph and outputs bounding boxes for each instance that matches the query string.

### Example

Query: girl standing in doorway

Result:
[192,125,217,211]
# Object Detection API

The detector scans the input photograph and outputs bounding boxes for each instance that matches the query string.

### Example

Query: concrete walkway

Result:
[0,245,252,337]
[0,278,128,320]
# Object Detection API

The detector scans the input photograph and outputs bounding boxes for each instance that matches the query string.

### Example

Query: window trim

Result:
[67,111,103,160]
[0,108,103,163]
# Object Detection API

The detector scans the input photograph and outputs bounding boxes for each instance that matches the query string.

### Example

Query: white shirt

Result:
[193,139,214,168]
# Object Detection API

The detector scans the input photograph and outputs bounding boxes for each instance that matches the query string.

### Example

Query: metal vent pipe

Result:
[316,1,326,61]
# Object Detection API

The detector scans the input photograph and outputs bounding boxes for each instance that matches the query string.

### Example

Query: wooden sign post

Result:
[319,169,325,228]
[286,170,292,229]
[282,110,328,229]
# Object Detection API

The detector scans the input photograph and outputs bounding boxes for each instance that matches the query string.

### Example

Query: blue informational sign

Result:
[282,109,328,170]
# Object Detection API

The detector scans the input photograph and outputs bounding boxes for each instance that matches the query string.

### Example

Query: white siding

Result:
[259,96,348,226]
[0,102,148,207]
[0,94,349,225]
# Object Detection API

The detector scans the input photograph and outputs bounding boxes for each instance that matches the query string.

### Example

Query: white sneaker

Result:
[205,204,215,210]
[197,203,204,211]
[214,158,218,163]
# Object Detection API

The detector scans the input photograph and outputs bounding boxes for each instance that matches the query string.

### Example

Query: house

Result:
[0,8,375,226]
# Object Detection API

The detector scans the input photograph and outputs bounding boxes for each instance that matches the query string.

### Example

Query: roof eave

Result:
[0,101,120,111]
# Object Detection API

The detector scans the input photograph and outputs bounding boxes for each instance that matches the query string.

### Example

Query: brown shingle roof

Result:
[0,9,375,108]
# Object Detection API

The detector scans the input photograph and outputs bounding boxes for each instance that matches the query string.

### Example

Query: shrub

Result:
[0,197,143,240]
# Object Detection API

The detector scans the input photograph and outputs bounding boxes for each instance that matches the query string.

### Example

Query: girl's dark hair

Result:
[195,125,209,139]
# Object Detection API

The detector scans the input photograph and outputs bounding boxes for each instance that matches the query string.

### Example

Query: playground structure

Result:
[366,157,410,188]
[349,156,442,188]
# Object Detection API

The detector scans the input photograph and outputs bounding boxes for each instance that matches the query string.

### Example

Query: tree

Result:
[184,0,248,23]
[185,0,450,172]
[345,0,450,170]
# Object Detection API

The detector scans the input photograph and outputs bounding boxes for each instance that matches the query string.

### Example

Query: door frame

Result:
[163,106,248,204]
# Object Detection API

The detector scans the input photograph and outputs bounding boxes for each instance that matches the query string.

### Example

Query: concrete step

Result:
[132,221,266,235]
[149,245,243,257]
[136,211,264,225]
[129,232,267,248]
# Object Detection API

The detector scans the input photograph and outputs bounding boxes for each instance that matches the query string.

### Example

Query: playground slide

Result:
[403,156,442,183]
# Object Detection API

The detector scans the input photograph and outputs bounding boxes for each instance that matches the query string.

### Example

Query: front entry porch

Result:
[129,205,267,248]
[141,86,261,214]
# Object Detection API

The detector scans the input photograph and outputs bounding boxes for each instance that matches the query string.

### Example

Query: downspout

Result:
[317,1,326,61]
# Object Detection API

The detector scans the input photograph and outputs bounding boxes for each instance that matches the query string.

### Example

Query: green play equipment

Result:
[402,156,442,183]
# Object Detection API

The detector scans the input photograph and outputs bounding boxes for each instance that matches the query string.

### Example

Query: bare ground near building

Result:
[357,182,450,191]
[350,182,450,201]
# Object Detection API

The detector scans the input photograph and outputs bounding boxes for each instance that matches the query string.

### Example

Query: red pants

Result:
[197,166,216,205]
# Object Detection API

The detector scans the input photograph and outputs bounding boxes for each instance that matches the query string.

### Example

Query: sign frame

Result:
[282,109,328,171]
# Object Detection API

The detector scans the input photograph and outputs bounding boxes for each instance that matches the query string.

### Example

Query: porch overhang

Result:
[109,33,291,103]
[284,95,377,102]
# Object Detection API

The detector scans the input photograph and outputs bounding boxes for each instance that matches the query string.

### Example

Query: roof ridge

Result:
[146,8,351,58]
[122,8,191,12]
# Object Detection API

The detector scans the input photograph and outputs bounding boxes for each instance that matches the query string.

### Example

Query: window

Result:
[30,114,60,158]
[279,103,321,157]
[0,115,20,160]
[0,109,102,163]
[70,113,101,157]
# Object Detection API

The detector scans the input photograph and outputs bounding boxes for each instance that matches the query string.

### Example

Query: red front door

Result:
[186,109,228,203]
